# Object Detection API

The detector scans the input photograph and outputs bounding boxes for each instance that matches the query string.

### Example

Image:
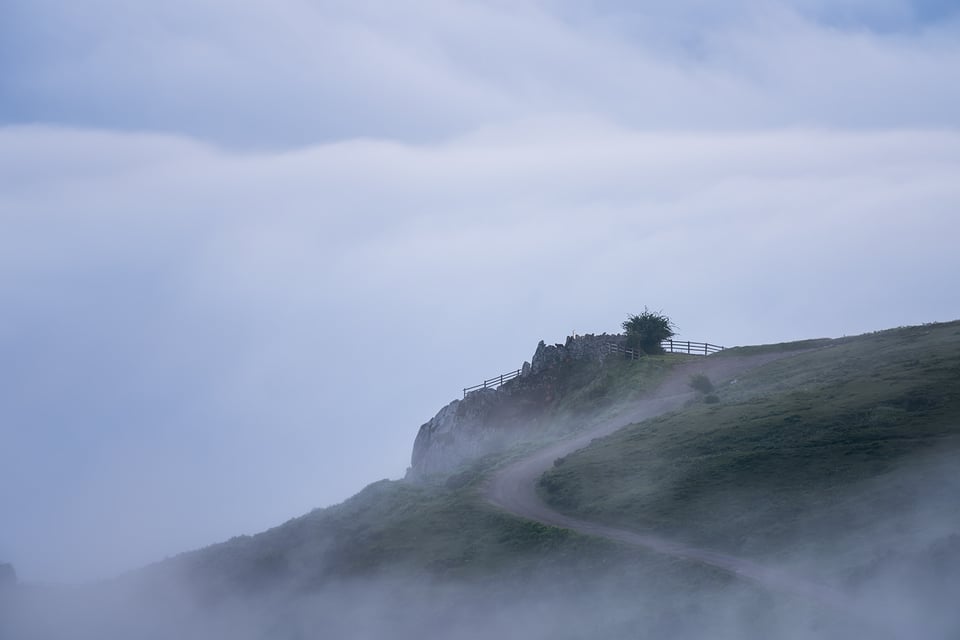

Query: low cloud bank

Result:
[3,449,958,639]
[2,122,959,583]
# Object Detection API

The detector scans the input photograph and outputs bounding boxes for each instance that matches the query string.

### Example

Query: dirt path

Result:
[483,351,847,607]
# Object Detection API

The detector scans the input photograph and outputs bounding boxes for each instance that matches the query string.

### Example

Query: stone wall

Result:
[408,332,626,480]
[530,333,624,374]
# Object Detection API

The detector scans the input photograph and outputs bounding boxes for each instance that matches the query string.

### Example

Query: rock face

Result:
[409,389,508,479]
[530,333,624,375]
[408,333,626,480]
[0,563,16,588]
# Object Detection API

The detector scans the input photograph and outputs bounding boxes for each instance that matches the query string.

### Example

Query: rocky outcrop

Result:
[408,333,627,480]
[409,389,507,479]
[530,333,624,374]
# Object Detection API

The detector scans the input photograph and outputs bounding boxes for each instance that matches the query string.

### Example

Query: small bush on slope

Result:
[539,321,960,564]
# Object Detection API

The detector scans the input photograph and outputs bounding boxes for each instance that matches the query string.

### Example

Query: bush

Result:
[688,373,714,394]
[622,308,677,355]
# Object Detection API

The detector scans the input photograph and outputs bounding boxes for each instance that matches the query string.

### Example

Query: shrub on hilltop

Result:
[623,308,677,355]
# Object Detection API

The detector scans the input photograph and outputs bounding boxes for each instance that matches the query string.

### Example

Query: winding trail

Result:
[483,351,847,607]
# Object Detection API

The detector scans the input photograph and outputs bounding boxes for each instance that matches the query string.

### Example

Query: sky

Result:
[1,0,959,583]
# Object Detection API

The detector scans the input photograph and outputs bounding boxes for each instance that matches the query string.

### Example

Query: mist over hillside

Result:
[3,321,959,639]
[4,0,959,636]
[4,0,960,587]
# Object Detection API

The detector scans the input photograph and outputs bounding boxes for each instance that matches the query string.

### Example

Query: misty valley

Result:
[4,1,960,637]
[3,321,959,639]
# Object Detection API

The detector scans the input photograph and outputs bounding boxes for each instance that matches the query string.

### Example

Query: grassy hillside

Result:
[539,321,960,572]
[7,321,959,639]
[88,443,769,640]
[152,354,701,596]
[142,320,960,601]
[163,472,604,597]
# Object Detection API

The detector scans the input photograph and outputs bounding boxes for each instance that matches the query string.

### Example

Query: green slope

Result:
[155,355,692,596]
[166,474,603,597]
[9,321,960,639]
[539,321,960,566]
[157,321,960,595]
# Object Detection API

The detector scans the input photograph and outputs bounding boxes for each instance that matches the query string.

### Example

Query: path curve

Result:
[484,351,847,607]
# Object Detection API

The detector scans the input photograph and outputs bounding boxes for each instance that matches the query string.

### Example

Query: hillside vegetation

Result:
[539,321,960,581]
[116,321,960,600]
[5,321,959,639]
[146,355,697,595]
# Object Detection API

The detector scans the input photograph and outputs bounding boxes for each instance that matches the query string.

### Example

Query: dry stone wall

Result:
[408,333,626,480]
[530,333,625,374]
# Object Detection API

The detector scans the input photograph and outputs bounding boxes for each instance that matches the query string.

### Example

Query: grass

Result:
[147,320,960,600]
[155,353,711,598]
[538,321,960,562]
[502,352,681,425]
[18,321,960,639]
[165,474,600,594]
[157,462,747,611]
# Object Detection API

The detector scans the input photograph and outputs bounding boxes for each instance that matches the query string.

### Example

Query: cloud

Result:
[2,0,958,584]
[2,1,959,147]
[2,120,959,580]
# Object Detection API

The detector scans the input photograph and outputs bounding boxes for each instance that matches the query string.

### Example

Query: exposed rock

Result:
[565,333,625,360]
[409,389,505,479]
[530,340,565,375]
[531,333,625,375]
[408,332,628,480]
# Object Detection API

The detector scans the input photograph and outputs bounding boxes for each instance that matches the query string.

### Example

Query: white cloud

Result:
[2,0,959,583]
[2,121,959,581]
[3,1,959,146]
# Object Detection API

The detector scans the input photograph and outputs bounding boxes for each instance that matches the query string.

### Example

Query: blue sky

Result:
[2,0,959,583]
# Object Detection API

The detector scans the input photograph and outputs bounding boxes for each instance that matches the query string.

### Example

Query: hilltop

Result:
[3,321,960,639]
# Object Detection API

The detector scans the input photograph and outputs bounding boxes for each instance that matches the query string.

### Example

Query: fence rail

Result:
[604,339,724,359]
[464,339,724,397]
[661,339,725,355]
[463,369,521,397]
[603,343,643,360]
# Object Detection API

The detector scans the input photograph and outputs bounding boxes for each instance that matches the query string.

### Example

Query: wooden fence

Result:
[661,339,725,355]
[463,339,724,397]
[604,340,724,359]
[463,369,521,397]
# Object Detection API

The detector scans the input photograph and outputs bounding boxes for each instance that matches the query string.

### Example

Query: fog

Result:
[2,447,957,639]
[2,0,959,588]
[3,124,958,583]
[4,0,959,146]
